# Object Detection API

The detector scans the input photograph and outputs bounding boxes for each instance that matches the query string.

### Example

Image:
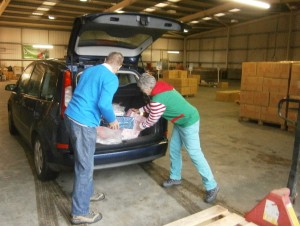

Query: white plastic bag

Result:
[96,126,122,145]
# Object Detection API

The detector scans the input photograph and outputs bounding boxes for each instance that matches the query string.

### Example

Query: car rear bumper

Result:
[93,140,168,169]
[48,140,168,171]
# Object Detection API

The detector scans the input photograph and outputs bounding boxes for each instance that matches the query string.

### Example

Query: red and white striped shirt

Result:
[139,101,166,129]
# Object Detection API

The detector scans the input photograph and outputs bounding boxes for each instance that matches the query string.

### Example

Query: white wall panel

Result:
[199,39,214,49]
[151,50,161,62]
[187,39,199,50]
[248,49,267,61]
[168,39,183,50]
[49,46,66,59]
[199,51,213,62]
[229,36,247,49]
[22,29,48,44]
[49,31,70,45]
[228,50,247,62]
[0,44,22,60]
[248,34,268,48]
[0,27,21,43]
[141,49,152,61]
[187,51,199,62]
[214,37,227,49]
[152,38,168,50]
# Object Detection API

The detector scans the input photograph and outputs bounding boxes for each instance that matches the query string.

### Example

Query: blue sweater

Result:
[65,64,118,127]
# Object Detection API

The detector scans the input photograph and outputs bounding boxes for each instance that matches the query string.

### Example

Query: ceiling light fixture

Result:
[167,51,180,54]
[190,20,199,24]
[80,0,88,2]
[32,12,43,16]
[144,8,155,12]
[229,8,240,12]
[37,7,50,11]
[214,13,226,17]
[32,44,53,49]
[48,15,55,19]
[155,3,168,7]
[232,0,270,9]
[168,0,181,2]
[202,17,212,20]
[43,1,56,6]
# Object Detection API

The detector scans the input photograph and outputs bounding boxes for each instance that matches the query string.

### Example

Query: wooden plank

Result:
[163,205,229,226]
[206,213,250,226]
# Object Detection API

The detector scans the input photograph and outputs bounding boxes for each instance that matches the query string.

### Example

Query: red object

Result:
[245,188,300,226]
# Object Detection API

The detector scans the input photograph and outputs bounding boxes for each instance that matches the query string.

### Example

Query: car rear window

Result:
[78,30,149,49]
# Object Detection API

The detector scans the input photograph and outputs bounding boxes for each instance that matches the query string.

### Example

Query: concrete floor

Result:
[0,80,298,226]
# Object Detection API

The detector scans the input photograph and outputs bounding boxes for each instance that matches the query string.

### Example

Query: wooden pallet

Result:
[164,205,257,226]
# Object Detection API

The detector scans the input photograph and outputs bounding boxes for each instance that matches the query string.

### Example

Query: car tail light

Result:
[61,70,72,118]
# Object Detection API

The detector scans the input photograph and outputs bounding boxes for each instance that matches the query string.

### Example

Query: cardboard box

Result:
[239,104,261,120]
[289,64,300,96]
[260,106,285,125]
[257,62,291,79]
[175,86,190,95]
[242,62,257,77]
[240,91,269,106]
[241,77,263,91]
[262,78,289,94]
[269,93,287,108]
[216,90,240,102]
[217,82,229,89]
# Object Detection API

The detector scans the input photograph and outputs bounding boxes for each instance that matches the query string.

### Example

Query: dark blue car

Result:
[5,12,187,181]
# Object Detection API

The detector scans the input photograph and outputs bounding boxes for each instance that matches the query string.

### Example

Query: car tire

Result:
[34,136,59,181]
[8,110,18,135]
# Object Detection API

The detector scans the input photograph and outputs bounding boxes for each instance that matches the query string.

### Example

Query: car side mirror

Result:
[5,84,17,91]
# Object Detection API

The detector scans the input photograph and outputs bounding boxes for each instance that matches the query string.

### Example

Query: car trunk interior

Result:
[95,72,167,151]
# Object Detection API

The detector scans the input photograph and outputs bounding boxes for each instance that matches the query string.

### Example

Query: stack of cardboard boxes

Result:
[240,61,300,129]
[161,70,199,96]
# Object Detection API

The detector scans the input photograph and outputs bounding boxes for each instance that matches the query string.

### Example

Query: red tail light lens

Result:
[61,70,72,118]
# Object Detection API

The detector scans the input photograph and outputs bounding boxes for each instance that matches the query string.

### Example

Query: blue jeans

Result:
[64,116,96,216]
[169,120,217,191]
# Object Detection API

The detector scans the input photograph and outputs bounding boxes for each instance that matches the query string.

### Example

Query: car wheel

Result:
[8,110,18,135]
[34,136,59,181]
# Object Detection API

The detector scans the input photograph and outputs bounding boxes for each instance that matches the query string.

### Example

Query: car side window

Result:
[41,67,57,100]
[18,64,34,93]
[27,64,45,97]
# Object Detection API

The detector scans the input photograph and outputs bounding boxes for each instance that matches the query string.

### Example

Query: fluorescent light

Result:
[48,15,56,20]
[144,8,155,12]
[232,0,270,9]
[190,20,199,24]
[229,8,240,12]
[168,0,181,2]
[32,44,53,49]
[43,1,56,6]
[167,51,179,54]
[80,0,88,1]
[37,7,50,11]
[202,17,212,20]
[155,3,168,7]
[183,28,189,33]
[214,13,225,17]
[115,10,125,13]
[32,12,43,16]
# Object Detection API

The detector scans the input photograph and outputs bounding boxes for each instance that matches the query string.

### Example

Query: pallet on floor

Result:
[163,205,257,226]
[239,117,286,130]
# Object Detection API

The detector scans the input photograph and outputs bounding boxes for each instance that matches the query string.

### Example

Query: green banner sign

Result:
[23,45,49,59]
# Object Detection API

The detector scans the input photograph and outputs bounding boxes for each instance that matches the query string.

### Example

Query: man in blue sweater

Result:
[64,52,124,225]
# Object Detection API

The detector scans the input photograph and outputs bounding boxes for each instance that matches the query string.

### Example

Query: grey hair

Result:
[137,73,156,90]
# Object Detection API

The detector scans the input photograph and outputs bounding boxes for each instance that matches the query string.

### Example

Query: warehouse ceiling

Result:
[0,0,299,37]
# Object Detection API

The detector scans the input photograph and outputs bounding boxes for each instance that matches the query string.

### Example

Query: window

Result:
[41,66,57,100]
[27,64,45,97]
[18,64,34,93]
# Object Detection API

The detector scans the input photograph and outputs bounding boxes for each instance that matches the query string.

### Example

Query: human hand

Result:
[109,120,120,130]
[130,108,140,114]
